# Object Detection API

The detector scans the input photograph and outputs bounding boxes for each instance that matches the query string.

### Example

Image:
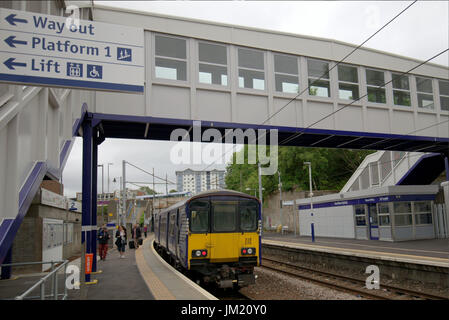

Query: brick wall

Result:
[40,180,63,195]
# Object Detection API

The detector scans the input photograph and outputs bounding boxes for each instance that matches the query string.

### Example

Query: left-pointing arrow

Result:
[4,36,27,48]
[5,14,28,26]
[4,58,26,70]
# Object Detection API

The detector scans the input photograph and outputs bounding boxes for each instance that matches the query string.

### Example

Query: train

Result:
[153,189,262,289]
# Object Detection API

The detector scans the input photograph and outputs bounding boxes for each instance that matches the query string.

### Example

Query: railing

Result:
[1,260,70,300]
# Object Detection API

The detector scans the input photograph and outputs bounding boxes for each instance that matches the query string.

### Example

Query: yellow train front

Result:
[154,190,261,289]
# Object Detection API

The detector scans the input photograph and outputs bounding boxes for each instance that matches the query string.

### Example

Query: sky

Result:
[62,1,449,198]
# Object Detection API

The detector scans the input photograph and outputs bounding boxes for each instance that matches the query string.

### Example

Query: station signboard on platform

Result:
[0,8,144,93]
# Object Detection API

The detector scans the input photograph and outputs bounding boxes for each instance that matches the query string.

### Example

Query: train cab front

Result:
[187,194,261,289]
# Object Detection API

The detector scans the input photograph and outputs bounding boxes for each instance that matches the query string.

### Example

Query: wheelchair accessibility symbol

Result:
[87,64,103,79]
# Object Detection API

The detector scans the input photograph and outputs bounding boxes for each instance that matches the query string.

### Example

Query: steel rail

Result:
[262,257,448,300]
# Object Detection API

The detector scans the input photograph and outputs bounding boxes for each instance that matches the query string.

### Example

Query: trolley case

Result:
[129,240,135,249]
[138,238,143,245]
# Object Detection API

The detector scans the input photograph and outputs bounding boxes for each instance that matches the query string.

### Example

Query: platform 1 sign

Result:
[0,8,144,93]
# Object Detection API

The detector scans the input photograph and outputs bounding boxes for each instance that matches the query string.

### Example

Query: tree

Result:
[139,186,157,195]
[225,145,373,199]
[169,189,178,193]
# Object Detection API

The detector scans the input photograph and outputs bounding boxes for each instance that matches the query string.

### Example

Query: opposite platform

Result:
[262,234,449,267]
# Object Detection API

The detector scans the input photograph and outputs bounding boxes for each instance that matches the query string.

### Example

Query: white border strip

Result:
[150,240,218,300]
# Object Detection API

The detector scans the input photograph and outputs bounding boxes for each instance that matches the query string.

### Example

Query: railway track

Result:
[262,257,448,300]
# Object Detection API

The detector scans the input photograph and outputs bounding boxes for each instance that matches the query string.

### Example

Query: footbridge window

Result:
[416,77,434,109]
[155,35,187,81]
[366,69,386,104]
[308,59,331,97]
[274,54,299,93]
[198,42,228,86]
[338,64,359,100]
[439,79,449,111]
[238,48,265,90]
[392,73,411,106]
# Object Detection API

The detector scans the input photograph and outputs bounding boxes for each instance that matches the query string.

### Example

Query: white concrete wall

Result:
[298,205,355,239]
[91,6,449,140]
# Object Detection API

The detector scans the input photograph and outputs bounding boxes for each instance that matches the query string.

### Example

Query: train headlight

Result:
[192,249,207,258]
[241,247,256,255]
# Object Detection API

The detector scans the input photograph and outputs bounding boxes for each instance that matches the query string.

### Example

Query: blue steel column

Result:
[82,117,93,283]
[91,128,98,273]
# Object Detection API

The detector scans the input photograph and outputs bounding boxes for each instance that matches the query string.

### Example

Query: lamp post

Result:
[245,187,263,198]
[304,162,314,242]
[278,171,283,231]
[98,164,104,225]
[107,163,113,194]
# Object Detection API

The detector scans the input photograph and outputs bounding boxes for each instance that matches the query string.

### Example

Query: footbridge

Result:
[0,1,448,278]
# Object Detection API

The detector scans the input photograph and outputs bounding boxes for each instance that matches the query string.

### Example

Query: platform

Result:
[262,233,449,267]
[0,234,217,300]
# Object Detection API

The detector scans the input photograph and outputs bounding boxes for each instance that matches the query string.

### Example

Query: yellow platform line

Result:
[263,239,449,264]
[135,239,176,300]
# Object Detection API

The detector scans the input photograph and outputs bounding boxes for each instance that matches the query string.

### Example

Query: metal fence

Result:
[1,260,70,300]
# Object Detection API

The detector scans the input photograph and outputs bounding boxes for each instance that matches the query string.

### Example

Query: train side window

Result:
[190,200,210,232]
[239,200,258,232]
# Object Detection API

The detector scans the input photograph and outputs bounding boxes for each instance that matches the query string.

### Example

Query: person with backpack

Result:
[98,225,111,260]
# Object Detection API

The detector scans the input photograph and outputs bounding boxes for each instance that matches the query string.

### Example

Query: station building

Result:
[296,151,449,241]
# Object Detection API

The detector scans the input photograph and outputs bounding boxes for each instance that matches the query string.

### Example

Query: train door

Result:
[368,203,379,240]
[209,197,239,262]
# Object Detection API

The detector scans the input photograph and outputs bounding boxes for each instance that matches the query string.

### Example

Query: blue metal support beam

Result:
[82,116,93,283]
[91,127,98,273]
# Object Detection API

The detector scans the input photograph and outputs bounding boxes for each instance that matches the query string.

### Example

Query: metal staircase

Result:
[341,151,445,193]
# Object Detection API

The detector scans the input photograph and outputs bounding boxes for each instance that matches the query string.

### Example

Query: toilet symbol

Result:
[86,64,103,79]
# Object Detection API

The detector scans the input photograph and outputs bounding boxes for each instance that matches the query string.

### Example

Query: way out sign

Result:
[0,8,144,93]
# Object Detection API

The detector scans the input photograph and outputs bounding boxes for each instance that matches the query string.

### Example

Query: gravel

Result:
[239,267,365,300]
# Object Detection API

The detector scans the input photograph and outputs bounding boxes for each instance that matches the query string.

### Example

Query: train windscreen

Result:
[212,201,237,232]
[190,200,209,232]
[239,199,258,232]
[189,197,259,233]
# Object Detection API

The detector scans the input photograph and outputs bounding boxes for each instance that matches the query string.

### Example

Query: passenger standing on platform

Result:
[144,225,148,238]
[115,225,127,259]
[132,224,142,248]
[98,226,110,260]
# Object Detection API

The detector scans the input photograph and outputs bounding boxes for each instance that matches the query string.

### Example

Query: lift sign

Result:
[0,8,144,93]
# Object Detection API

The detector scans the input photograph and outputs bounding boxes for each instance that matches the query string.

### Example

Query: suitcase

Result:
[138,238,143,245]
[129,240,135,249]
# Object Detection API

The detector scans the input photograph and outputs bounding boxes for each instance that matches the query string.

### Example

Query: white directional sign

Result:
[0,8,144,93]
